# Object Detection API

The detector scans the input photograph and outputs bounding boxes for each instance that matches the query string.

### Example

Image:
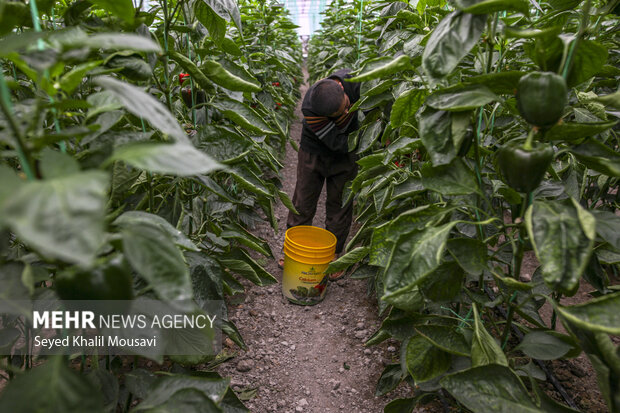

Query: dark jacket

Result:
[300,69,361,156]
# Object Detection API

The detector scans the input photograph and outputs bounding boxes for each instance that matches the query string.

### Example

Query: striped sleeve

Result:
[304,116,336,140]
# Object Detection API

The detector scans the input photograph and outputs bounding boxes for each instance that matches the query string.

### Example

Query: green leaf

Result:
[423,11,486,80]
[59,60,103,94]
[375,364,405,396]
[325,246,368,274]
[169,50,214,91]
[221,223,273,258]
[472,304,508,367]
[5,53,56,95]
[201,60,261,92]
[421,158,480,195]
[0,165,21,206]
[109,161,141,204]
[382,287,425,312]
[447,238,488,274]
[357,121,384,153]
[504,26,562,39]
[515,331,573,360]
[525,199,595,295]
[75,32,161,53]
[233,249,277,286]
[0,262,30,309]
[220,36,243,56]
[121,223,193,303]
[197,127,251,163]
[390,89,428,128]
[211,97,276,135]
[405,334,451,383]
[383,222,456,298]
[427,85,501,111]
[570,139,620,177]
[419,261,464,302]
[107,142,222,177]
[0,356,105,413]
[459,0,530,14]
[415,325,471,356]
[86,370,119,413]
[220,387,250,413]
[441,365,541,413]
[194,0,227,45]
[138,388,222,412]
[464,71,524,95]
[94,76,187,143]
[0,327,21,353]
[105,54,152,81]
[39,147,81,179]
[202,0,242,33]
[347,55,411,82]
[527,38,607,88]
[492,272,534,291]
[187,253,224,305]
[593,90,620,109]
[90,0,135,23]
[133,374,229,412]
[555,292,620,335]
[565,40,608,87]
[221,319,247,350]
[0,31,52,57]
[583,254,610,294]
[384,398,417,413]
[219,258,260,285]
[0,2,33,36]
[545,121,617,141]
[115,211,199,252]
[548,0,582,10]
[417,106,455,166]
[590,210,620,250]
[278,190,298,214]
[1,171,108,266]
[228,167,271,198]
[218,59,261,91]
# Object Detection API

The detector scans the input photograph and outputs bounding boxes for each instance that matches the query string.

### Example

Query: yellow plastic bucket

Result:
[282,226,336,305]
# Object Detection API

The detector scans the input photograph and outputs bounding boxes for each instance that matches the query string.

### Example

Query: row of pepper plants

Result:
[0,0,301,411]
[316,0,620,412]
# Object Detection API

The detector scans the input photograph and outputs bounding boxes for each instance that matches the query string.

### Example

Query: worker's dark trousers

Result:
[287,148,358,254]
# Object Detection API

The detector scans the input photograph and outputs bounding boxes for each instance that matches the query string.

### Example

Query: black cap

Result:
[310,79,345,116]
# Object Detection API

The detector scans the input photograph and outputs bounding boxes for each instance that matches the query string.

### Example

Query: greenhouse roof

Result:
[282,0,332,36]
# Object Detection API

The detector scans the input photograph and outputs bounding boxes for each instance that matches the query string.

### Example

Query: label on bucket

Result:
[282,257,329,305]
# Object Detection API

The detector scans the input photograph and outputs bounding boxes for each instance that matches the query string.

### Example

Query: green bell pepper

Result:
[497,136,554,193]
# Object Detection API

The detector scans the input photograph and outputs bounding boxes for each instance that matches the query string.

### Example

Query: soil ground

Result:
[215,69,414,413]
[215,70,611,413]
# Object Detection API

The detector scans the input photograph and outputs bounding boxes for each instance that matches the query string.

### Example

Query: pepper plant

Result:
[317,0,620,412]
[0,0,301,411]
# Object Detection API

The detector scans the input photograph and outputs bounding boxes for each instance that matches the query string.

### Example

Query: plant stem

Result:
[551,292,561,329]
[523,128,535,151]
[561,0,592,79]
[512,192,530,280]
[125,392,134,412]
[147,172,154,212]
[0,72,36,180]
[500,297,515,348]
[161,0,173,111]
[486,13,499,73]
[187,182,194,236]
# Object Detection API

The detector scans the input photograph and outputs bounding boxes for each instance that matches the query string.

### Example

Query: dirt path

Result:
[215,70,411,413]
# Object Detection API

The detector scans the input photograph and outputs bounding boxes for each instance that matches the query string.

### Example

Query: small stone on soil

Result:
[236,359,254,372]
